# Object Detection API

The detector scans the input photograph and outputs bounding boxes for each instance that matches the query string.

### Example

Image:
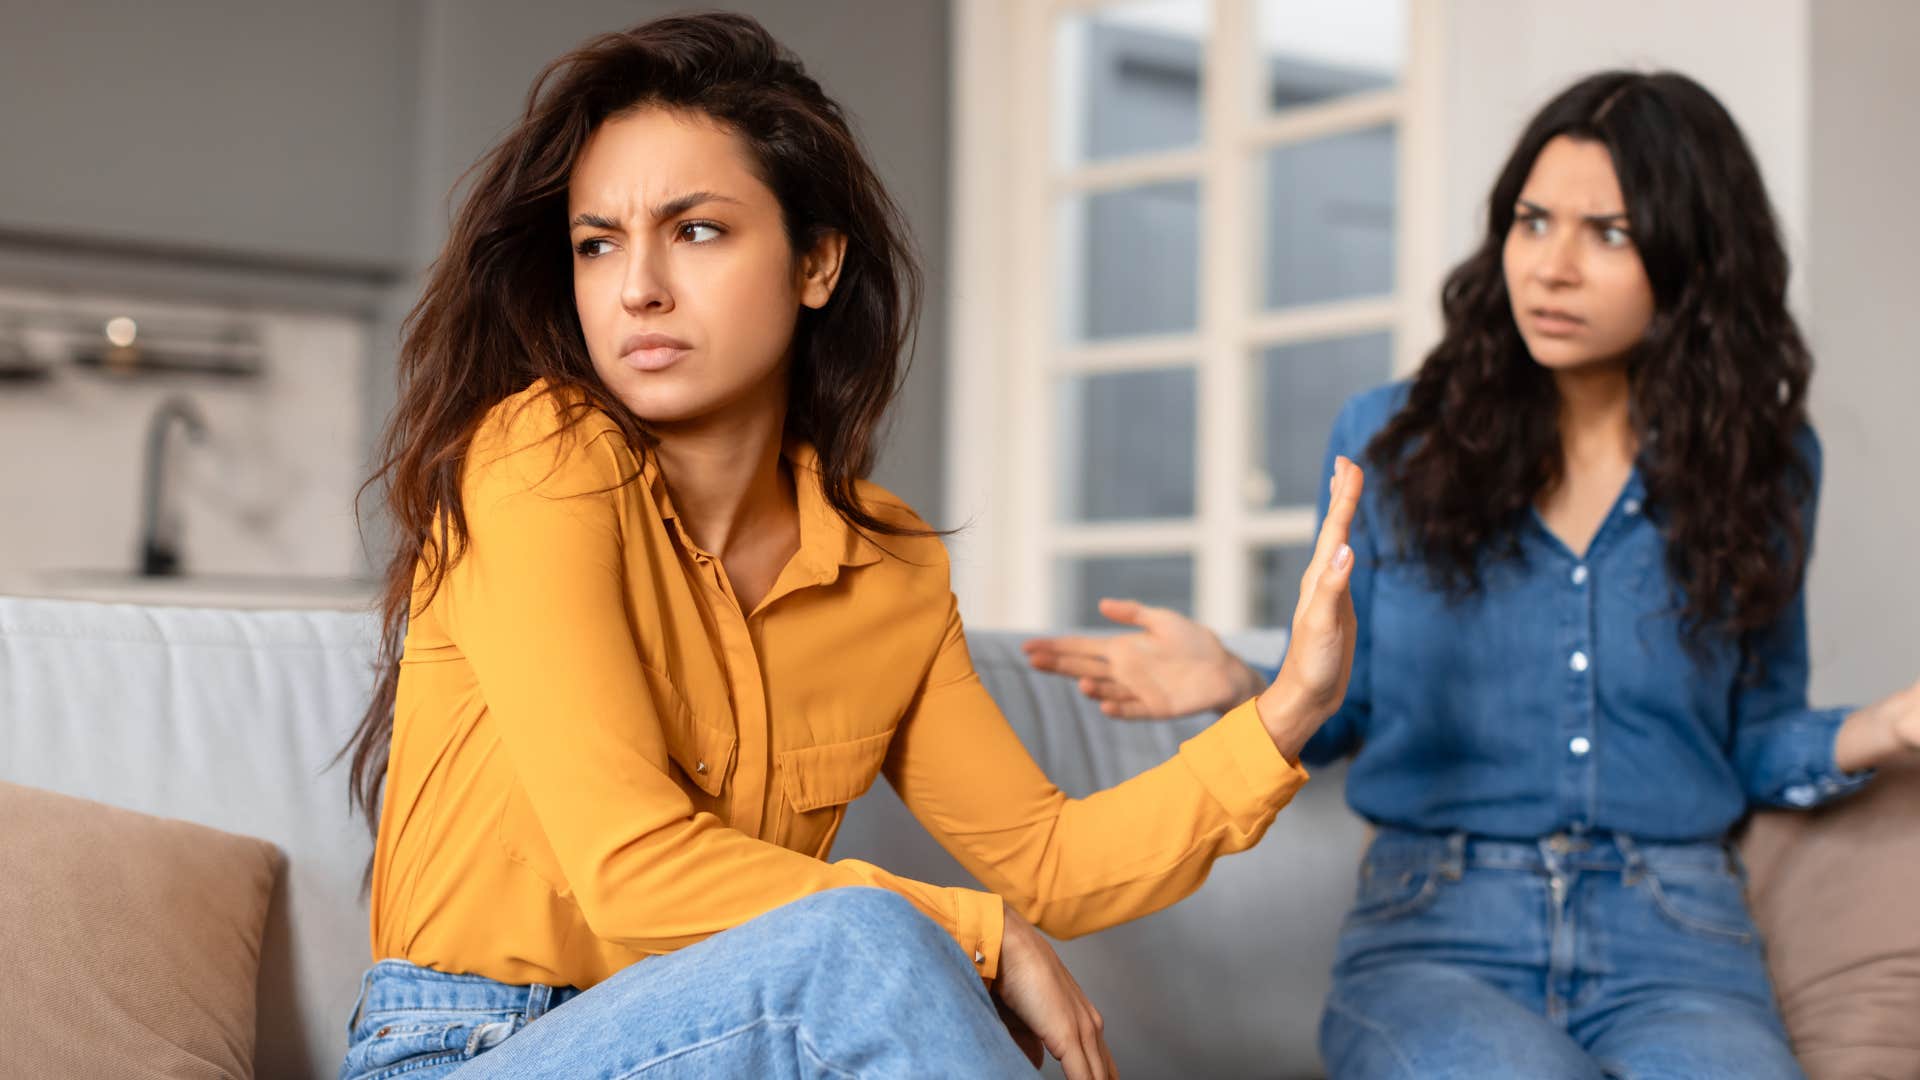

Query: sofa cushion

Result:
[0,781,281,1080]
[1742,756,1920,1080]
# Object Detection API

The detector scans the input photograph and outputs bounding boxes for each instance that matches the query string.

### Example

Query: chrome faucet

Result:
[139,395,208,576]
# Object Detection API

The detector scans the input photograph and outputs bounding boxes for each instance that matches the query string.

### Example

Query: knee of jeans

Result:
[790,887,950,961]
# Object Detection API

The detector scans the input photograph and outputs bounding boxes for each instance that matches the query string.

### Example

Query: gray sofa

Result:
[0,594,1359,1078]
[17,594,1912,1079]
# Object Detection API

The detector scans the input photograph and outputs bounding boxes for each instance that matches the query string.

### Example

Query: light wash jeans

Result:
[338,887,1036,1079]
[1320,827,1805,1080]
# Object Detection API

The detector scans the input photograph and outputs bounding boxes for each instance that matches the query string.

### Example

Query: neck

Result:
[649,392,793,560]
[1551,362,1637,464]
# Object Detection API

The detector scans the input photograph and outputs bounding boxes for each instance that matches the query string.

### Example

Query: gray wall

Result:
[1804,0,1920,704]
[0,1,419,272]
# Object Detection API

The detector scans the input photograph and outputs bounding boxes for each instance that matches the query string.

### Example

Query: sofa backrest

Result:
[1,595,1360,1078]
[2,596,380,1080]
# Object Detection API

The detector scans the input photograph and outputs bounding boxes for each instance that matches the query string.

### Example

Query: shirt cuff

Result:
[1176,697,1311,833]
[953,888,1005,982]
[1774,706,1876,809]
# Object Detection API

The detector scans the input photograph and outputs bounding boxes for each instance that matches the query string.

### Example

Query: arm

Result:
[443,409,1002,970]
[889,456,1365,939]
[1732,429,1918,803]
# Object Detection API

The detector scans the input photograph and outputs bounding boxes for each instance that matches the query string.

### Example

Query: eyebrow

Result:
[569,191,745,231]
[1516,199,1630,227]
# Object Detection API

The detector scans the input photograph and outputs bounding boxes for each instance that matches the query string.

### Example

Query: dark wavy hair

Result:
[1369,70,1814,643]
[335,12,925,862]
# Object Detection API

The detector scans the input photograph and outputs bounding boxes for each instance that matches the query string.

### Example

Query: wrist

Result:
[1219,656,1266,712]
[1254,680,1320,766]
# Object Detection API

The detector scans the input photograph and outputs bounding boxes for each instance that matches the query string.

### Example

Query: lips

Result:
[1527,307,1585,335]
[617,331,693,373]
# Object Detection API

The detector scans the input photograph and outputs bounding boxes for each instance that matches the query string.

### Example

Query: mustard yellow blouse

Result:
[369,380,1307,988]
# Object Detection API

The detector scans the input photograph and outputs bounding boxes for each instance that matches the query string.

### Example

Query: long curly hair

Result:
[1368,70,1815,643]
[335,12,926,857]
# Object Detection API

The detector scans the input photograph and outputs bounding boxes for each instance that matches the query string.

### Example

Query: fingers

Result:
[1298,459,1365,616]
[1030,654,1112,681]
[1077,676,1132,702]
[1094,597,1148,626]
[1099,697,1159,720]
[1022,636,1114,674]
[1300,539,1356,633]
[1309,458,1365,572]
[1057,1036,1094,1080]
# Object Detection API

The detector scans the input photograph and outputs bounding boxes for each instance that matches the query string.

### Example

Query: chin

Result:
[1525,339,1623,373]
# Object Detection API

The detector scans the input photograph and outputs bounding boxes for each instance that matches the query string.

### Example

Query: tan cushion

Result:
[1742,756,1920,1080]
[0,781,281,1079]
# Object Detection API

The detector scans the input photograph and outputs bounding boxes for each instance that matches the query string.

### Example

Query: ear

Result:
[797,229,847,310]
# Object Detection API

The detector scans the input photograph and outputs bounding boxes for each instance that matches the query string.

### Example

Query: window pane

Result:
[1249,331,1392,509]
[1059,368,1197,522]
[1252,544,1315,627]
[1254,0,1405,112]
[1055,0,1207,166]
[1060,554,1194,628]
[1259,126,1397,310]
[1061,180,1201,341]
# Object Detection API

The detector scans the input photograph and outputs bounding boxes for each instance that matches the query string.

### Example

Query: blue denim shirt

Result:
[1259,383,1870,841]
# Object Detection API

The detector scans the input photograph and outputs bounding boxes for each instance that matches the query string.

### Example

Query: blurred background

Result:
[0,0,1912,705]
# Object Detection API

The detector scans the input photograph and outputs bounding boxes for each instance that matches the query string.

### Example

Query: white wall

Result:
[0,287,367,580]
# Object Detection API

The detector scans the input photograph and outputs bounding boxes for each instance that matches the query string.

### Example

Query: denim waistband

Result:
[347,958,583,1037]
[1365,825,1741,879]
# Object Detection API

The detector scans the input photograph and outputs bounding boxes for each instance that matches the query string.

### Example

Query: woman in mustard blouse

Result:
[333,13,1361,1080]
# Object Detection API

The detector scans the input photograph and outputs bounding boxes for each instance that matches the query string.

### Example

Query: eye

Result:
[1598,224,1632,247]
[1516,214,1548,237]
[573,237,615,259]
[677,221,724,244]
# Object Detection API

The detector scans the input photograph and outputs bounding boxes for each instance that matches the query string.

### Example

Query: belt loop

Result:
[1442,831,1467,880]
[1615,832,1646,885]
[524,981,555,1023]
[345,965,376,1038]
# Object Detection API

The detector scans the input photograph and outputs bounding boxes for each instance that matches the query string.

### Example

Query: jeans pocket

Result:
[341,1011,522,1080]
[1639,865,1757,944]
[1345,860,1446,926]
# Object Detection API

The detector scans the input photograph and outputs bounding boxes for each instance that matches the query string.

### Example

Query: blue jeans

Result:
[1320,827,1803,1079]
[338,887,1035,1079]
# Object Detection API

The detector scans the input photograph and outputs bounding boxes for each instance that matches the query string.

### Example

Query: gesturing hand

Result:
[1022,600,1262,720]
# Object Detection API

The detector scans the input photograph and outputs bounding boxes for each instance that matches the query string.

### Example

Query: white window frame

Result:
[946,0,1448,630]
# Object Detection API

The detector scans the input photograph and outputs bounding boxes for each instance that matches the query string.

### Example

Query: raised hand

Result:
[1254,456,1365,761]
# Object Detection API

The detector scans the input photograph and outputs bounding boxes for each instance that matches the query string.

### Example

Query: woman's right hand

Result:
[993,906,1117,1079]
[1021,601,1264,720]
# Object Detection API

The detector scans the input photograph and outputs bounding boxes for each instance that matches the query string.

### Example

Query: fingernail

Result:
[1334,544,1353,570]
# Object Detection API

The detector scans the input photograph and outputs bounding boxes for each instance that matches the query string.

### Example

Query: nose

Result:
[1532,226,1582,289]
[620,244,673,314]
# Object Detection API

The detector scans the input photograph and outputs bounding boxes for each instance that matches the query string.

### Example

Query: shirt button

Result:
[974,950,985,965]
[1571,565,1589,586]
[695,761,709,774]
[1569,736,1592,756]
[1570,651,1590,673]
[1623,498,1642,516]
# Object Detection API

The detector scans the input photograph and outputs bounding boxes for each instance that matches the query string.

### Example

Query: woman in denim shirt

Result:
[1028,71,1920,1079]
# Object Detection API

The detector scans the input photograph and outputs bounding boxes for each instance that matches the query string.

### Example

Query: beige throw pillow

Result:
[0,781,281,1080]
[1743,756,1920,1080]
